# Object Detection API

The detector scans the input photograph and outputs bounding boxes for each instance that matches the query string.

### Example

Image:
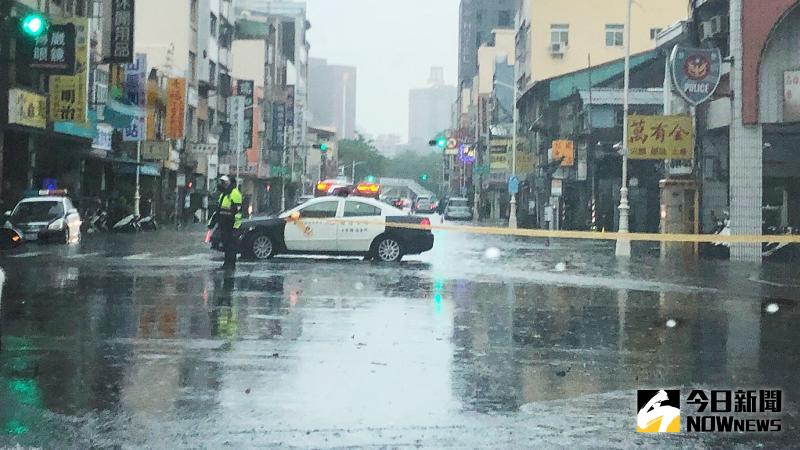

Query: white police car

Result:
[4,191,82,243]
[212,196,434,262]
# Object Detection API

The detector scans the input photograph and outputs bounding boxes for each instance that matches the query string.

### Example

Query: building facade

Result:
[457,0,516,90]
[408,67,457,147]
[307,57,356,140]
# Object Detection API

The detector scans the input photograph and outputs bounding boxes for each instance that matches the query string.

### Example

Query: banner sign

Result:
[8,88,47,129]
[30,24,76,74]
[670,46,722,106]
[49,18,89,124]
[228,95,245,152]
[552,140,575,166]
[166,78,186,139]
[271,103,286,150]
[123,53,147,141]
[141,141,170,160]
[458,144,476,164]
[627,115,694,160]
[237,80,255,149]
[93,123,113,151]
[102,0,135,63]
[783,71,800,122]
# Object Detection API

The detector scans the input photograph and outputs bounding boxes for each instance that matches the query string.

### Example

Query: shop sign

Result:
[670,46,722,106]
[93,124,113,151]
[102,0,135,64]
[783,71,800,122]
[141,141,170,160]
[8,88,46,129]
[627,115,694,160]
[49,18,89,124]
[237,80,255,149]
[123,53,147,141]
[166,78,186,139]
[190,143,217,154]
[30,24,76,74]
[552,140,575,166]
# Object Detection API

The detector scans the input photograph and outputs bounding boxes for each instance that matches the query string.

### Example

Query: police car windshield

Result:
[12,201,63,222]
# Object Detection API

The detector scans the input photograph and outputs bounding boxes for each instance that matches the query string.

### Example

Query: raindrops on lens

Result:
[484,247,501,259]
[666,319,677,328]
[765,303,779,314]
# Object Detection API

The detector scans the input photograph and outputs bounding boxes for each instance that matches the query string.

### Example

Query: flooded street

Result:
[0,228,798,447]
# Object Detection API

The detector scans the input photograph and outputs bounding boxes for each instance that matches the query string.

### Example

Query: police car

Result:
[3,190,82,243]
[212,196,434,262]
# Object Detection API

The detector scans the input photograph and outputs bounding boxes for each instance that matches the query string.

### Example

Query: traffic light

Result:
[420,173,428,182]
[428,137,447,150]
[312,143,328,153]
[20,12,48,39]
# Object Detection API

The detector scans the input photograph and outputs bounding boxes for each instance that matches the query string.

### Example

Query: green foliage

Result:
[336,135,387,181]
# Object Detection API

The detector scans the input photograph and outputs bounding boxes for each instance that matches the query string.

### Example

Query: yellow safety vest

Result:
[218,188,243,229]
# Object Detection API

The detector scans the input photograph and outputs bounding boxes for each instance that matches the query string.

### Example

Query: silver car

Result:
[444,197,473,221]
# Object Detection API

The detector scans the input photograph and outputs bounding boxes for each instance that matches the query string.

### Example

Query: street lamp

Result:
[338,160,367,181]
[615,0,633,257]
[493,74,518,229]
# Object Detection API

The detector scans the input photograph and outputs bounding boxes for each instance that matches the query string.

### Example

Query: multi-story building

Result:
[457,0,516,91]
[408,67,457,147]
[233,1,310,211]
[308,58,356,140]
[514,0,687,88]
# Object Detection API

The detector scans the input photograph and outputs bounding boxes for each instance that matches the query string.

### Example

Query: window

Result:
[605,24,624,47]
[210,13,218,37]
[344,202,382,218]
[209,61,216,85]
[197,119,207,141]
[650,27,663,40]
[498,10,512,27]
[186,106,196,140]
[550,24,569,46]
[208,108,216,128]
[190,0,198,25]
[189,51,197,81]
[300,201,339,218]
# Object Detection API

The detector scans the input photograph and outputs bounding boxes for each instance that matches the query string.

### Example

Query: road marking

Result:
[123,253,153,260]
[8,252,44,258]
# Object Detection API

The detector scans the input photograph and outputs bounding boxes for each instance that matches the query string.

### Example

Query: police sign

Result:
[670,46,722,106]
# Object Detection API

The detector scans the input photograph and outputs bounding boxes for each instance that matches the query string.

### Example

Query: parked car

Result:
[444,197,473,221]
[3,190,81,243]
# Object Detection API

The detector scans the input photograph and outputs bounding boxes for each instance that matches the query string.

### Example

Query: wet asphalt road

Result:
[0,221,799,448]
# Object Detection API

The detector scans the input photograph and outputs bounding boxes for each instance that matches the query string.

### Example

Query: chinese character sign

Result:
[166,78,187,139]
[8,89,47,129]
[784,71,800,122]
[49,18,89,124]
[552,140,574,166]
[627,115,694,160]
[102,0,135,64]
[237,80,255,149]
[123,53,147,141]
[30,24,76,74]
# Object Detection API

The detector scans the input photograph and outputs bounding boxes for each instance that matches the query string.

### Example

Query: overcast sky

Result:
[305,0,460,141]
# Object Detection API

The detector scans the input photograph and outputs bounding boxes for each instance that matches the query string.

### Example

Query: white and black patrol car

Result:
[3,190,82,243]
[211,196,434,262]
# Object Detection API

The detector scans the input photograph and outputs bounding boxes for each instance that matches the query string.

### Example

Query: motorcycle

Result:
[138,215,158,231]
[83,208,110,233]
[112,214,141,233]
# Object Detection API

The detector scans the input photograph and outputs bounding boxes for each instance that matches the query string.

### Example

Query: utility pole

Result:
[615,0,633,257]
[508,58,519,229]
[134,140,141,216]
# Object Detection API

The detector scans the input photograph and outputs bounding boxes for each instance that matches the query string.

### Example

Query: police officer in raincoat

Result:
[209,175,243,269]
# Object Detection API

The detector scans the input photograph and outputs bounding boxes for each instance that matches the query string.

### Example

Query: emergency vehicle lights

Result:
[23,189,69,197]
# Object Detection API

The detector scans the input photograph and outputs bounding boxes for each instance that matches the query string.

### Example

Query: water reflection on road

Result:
[0,230,798,446]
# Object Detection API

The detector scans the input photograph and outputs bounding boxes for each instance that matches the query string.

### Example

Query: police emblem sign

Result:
[670,46,722,106]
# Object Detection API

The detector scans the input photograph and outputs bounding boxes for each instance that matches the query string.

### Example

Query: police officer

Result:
[210,175,243,269]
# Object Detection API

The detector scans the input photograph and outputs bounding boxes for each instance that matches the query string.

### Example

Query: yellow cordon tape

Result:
[317,218,800,244]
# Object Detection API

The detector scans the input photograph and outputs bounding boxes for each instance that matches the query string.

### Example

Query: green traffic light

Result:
[320,143,328,152]
[436,138,447,149]
[420,174,428,181]
[21,13,47,38]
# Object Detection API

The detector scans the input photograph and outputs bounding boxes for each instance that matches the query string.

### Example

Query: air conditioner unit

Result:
[549,42,565,56]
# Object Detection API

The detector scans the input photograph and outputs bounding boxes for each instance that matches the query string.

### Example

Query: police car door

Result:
[338,200,386,252]
[284,199,341,252]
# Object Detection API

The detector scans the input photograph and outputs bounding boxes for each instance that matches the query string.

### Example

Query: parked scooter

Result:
[138,214,158,231]
[112,214,141,233]
[83,208,110,233]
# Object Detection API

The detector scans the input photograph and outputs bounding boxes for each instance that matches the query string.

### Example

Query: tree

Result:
[336,135,387,181]
[384,149,443,192]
